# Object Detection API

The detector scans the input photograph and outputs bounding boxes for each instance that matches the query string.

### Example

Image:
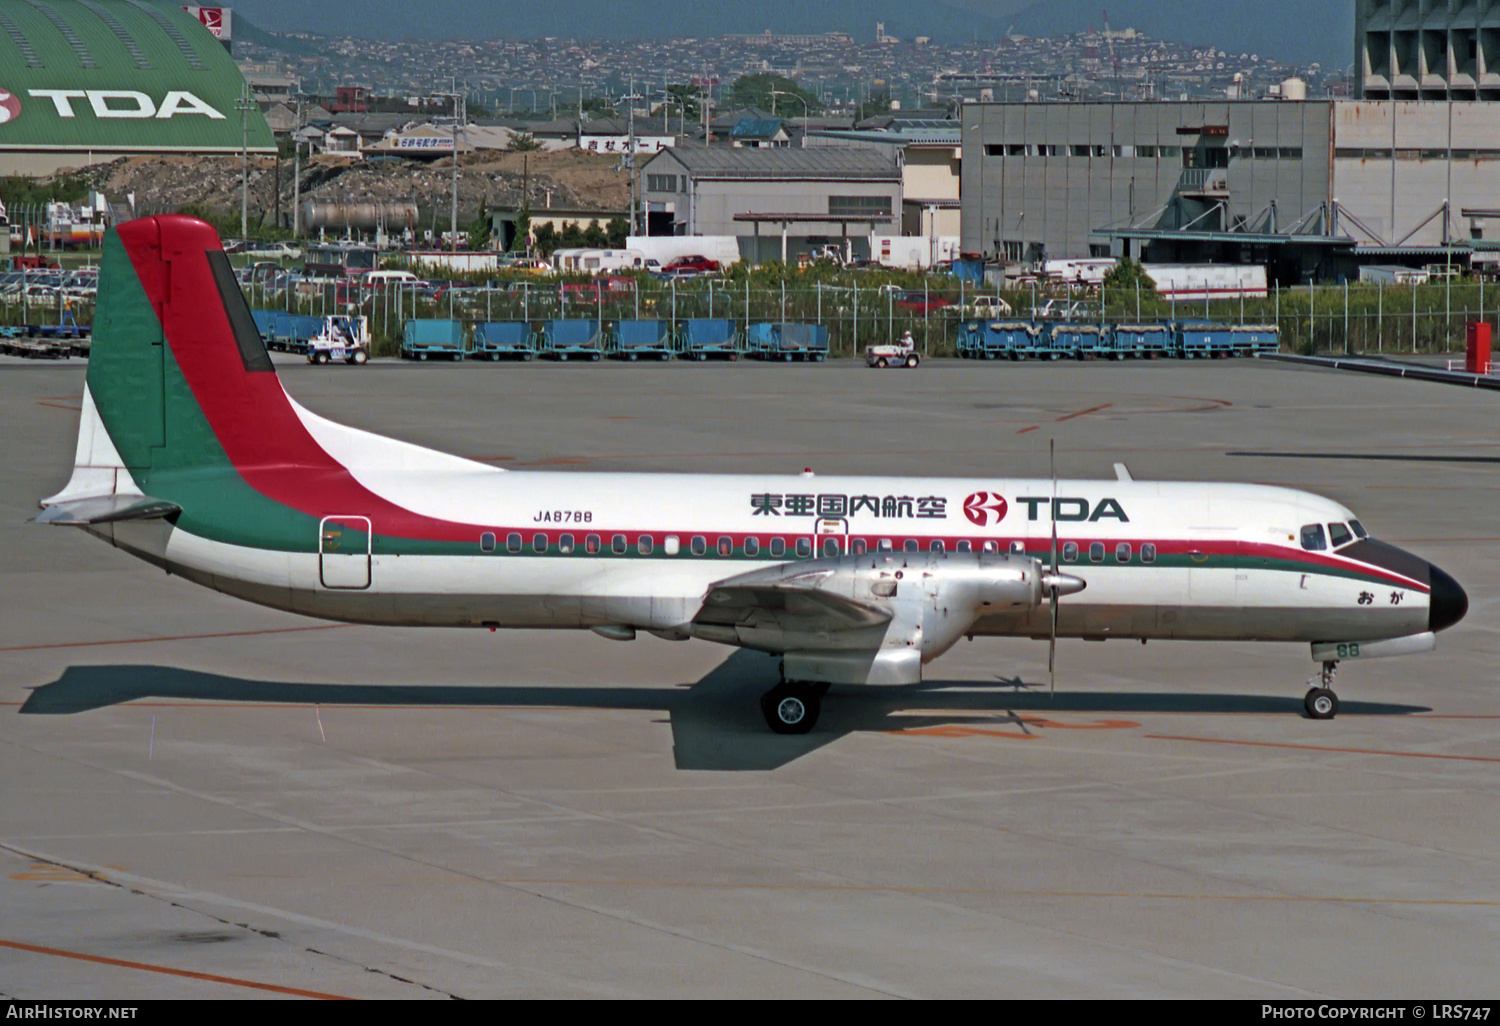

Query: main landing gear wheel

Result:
[761,682,821,735]
[1304,660,1340,720]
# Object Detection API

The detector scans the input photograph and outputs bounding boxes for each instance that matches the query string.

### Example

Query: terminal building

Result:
[0,0,273,177]
[959,99,1500,280]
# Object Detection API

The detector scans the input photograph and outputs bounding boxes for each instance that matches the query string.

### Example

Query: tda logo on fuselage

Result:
[25,89,225,120]
[1017,496,1129,522]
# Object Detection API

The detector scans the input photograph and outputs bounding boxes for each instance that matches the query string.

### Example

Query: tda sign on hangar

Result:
[0,0,272,177]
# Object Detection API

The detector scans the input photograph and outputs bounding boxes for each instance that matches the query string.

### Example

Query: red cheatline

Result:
[0,939,351,1000]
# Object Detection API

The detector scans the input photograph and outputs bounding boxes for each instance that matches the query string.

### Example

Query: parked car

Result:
[894,291,953,314]
[243,241,303,260]
[960,295,1014,317]
[663,255,719,273]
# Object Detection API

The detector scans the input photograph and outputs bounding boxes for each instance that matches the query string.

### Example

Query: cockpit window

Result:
[1349,519,1368,539]
[1328,523,1353,548]
[1300,524,1327,551]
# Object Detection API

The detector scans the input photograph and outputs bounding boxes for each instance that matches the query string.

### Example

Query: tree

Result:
[532,221,557,256]
[1102,257,1156,295]
[605,216,629,248]
[558,221,584,248]
[467,197,492,251]
[727,73,820,116]
[511,205,531,253]
[581,221,607,248]
[506,132,542,152]
[854,88,894,123]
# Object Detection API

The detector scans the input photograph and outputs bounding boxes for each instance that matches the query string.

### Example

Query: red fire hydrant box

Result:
[1466,322,1491,374]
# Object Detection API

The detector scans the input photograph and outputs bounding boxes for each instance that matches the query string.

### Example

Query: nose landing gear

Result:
[1304,660,1339,720]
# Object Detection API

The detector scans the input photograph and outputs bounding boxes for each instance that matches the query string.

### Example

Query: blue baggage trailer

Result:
[1176,322,1238,359]
[958,321,1041,359]
[1113,323,1173,359]
[257,311,324,353]
[403,318,467,361]
[1046,323,1109,359]
[610,319,674,361]
[1229,324,1280,355]
[471,321,535,360]
[679,319,740,360]
[541,319,603,361]
[747,322,828,362]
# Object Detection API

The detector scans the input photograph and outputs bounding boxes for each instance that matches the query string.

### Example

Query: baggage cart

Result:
[678,319,740,360]
[402,319,467,361]
[472,322,536,361]
[1112,323,1173,359]
[610,320,673,361]
[541,319,603,361]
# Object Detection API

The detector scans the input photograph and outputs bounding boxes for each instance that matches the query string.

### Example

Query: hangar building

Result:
[0,0,273,177]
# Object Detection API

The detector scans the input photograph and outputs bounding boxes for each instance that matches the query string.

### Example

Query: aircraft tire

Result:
[761,683,820,735]
[1304,687,1338,720]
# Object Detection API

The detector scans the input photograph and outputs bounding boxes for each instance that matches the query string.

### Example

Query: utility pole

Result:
[292,97,302,238]
[237,83,253,241]
[628,74,637,236]
[450,80,462,253]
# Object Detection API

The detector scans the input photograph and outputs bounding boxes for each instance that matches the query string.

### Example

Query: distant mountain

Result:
[224,0,1350,67]
[1005,1,1354,68]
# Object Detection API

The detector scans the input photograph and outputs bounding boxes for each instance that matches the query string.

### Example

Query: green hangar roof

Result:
[0,0,273,155]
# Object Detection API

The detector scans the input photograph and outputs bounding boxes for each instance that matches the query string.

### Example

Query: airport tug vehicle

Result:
[306,315,370,365]
[36,216,1469,735]
[866,331,921,369]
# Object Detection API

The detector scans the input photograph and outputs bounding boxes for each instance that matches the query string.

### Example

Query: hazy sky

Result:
[227,1,1353,67]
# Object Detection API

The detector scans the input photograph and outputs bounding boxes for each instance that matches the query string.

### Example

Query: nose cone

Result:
[1428,564,1469,633]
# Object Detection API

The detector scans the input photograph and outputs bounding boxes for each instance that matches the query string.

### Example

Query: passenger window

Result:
[559,533,575,554]
[1300,524,1327,551]
[929,540,945,553]
[878,538,893,551]
[1349,519,1368,539]
[795,537,812,558]
[770,537,786,557]
[1328,523,1353,548]
[744,536,760,556]
[956,540,972,553]
[1062,541,1079,562]
[982,540,999,553]
[585,534,601,554]
[612,534,627,554]
[903,539,919,553]
[1116,542,1132,563]
[480,532,496,553]
[1142,543,1157,564]
[664,535,680,555]
[507,532,522,553]
[533,533,548,554]
[639,534,654,555]
[1089,542,1105,563]
[850,538,868,555]
[823,537,840,556]
[1009,540,1025,555]
[718,536,733,556]
[690,536,707,556]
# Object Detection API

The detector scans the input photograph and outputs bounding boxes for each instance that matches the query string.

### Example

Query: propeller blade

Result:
[1049,439,1058,696]
[1049,585,1058,696]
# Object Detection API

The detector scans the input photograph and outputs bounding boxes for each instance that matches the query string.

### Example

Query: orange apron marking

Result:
[0,939,351,999]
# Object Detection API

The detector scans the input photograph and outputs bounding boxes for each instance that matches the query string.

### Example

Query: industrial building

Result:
[0,0,274,177]
[1357,0,1500,100]
[640,147,902,262]
[960,99,1500,280]
[805,117,962,241]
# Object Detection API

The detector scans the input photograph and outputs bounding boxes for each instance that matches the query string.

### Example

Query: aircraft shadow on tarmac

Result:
[22,653,1430,771]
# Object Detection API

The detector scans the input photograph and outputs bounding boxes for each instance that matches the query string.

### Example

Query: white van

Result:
[364,269,420,288]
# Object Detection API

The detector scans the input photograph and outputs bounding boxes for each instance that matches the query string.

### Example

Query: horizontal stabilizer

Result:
[34,494,181,526]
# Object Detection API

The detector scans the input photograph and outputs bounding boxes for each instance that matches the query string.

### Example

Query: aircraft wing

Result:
[693,569,892,635]
[34,494,182,526]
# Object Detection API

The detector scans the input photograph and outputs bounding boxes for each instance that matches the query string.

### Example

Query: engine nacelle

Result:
[691,551,1083,683]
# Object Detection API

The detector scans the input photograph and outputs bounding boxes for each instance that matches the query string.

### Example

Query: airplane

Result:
[36,216,1469,734]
